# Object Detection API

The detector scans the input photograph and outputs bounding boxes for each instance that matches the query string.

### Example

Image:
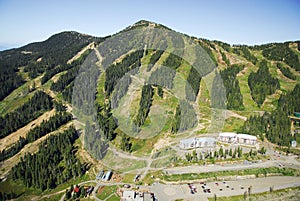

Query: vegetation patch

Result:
[96,185,119,200]
[161,167,300,182]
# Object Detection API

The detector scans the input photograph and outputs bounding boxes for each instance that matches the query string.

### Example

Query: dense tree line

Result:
[105,50,144,97]
[147,50,164,71]
[41,64,71,84]
[277,63,296,80]
[61,82,74,103]
[193,43,217,77]
[186,67,202,101]
[277,84,300,114]
[0,32,102,100]
[157,85,163,98]
[262,43,300,71]
[198,41,218,66]
[97,102,118,141]
[135,85,154,127]
[111,74,132,108]
[171,100,197,133]
[241,84,300,146]
[171,104,181,133]
[248,60,280,106]
[178,101,197,132]
[0,192,19,201]
[169,31,185,50]
[11,126,86,190]
[233,45,257,64]
[0,67,24,101]
[265,110,291,146]
[0,112,72,162]
[240,46,257,65]
[162,53,182,70]
[185,146,266,163]
[148,66,176,89]
[50,65,80,92]
[65,184,90,200]
[220,65,244,110]
[0,48,34,101]
[41,49,92,84]
[214,40,231,52]
[120,133,132,152]
[232,47,241,55]
[221,51,230,66]
[23,32,103,78]
[239,114,268,140]
[24,61,53,78]
[201,39,216,50]
[211,72,226,109]
[84,120,109,160]
[53,101,67,112]
[0,91,52,138]
[149,50,164,65]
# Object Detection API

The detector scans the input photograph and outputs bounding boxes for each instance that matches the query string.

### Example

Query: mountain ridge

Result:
[0,20,299,200]
[2,20,299,53]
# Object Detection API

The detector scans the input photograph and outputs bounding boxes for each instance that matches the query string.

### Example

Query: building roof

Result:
[180,138,194,144]
[197,137,216,142]
[122,190,143,201]
[219,132,237,137]
[144,193,153,201]
[236,134,257,140]
[74,186,80,193]
[103,171,112,181]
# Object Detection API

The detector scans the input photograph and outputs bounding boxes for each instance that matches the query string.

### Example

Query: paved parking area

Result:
[149,176,300,201]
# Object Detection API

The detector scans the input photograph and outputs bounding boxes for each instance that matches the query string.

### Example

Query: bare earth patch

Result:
[67,42,95,64]
[0,109,56,151]
[154,138,170,150]
[225,110,247,121]
[0,122,73,178]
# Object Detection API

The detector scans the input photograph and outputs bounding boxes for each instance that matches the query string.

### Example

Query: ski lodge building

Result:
[218,132,257,145]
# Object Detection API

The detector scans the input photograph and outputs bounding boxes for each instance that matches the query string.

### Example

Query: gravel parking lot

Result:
[149,176,300,201]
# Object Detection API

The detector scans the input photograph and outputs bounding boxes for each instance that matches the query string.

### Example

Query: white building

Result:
[218,132,257,146]
[121,190,143,201]
[121,190,153,201]
[236,134,257,145]
[218,132,237,143]
[179,137,216,149]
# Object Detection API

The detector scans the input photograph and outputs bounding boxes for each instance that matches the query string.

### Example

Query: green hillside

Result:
[0,20,299,200]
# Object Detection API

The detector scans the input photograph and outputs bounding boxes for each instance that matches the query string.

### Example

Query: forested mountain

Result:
[0,20,299,198]
[0,31,104,100]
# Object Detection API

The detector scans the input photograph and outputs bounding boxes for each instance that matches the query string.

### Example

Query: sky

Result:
[0,0,299,50]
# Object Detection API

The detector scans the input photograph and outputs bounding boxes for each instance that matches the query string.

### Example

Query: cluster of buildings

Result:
[121,190,155,201]
[218,132,257,145]
[179,137,216,149]
[180,132,258,149]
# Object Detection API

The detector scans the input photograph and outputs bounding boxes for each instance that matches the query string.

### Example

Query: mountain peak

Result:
[132,20,156,27]
[122,20,171,33]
